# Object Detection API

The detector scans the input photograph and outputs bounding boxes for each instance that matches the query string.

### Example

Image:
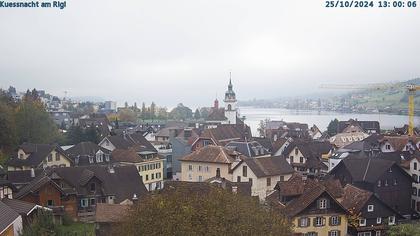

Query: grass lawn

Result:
[56,222,95,236]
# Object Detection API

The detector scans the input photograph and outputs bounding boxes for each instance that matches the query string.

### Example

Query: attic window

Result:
[368,205,374,212]
[90,183,96,191]
[386,144,391,150]
[295,148,299,155]
[318,198,328,209]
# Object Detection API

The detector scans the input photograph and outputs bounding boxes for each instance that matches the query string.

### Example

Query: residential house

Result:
[231,156,294,200]
[7,143,72,171]
[329,124,370,148]
[329,156,414,217]
[391,125,420,136]
[265,121,310,141]
[99,133,157,153]
[337,119,380,134]
[267,174,348,236]
[201,124,252,146]
[309,125,323,140]
[252,137,274,153]
[190,137,216,152]
[65,141,112,166]
[111,149,164,191]
[169,127,204,180]
[282,141,332,177]
[78,113,111,138]
[271,138,292,156]
[179,145,243,182]
[339,184,404,236]
[0,180,14,200]
[1,198,46,234]
[0,201,22,236]
[379,135,419,153]
[400,154,420,213]
[13,166,147,221]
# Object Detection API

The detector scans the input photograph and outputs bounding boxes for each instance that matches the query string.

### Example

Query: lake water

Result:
[239,107,419,136]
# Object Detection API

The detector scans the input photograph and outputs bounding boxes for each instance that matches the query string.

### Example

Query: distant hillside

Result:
[340,78,420,114]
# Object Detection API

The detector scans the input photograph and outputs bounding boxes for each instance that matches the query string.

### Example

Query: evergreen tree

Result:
[194,108,201,120]
[327,118,339,136]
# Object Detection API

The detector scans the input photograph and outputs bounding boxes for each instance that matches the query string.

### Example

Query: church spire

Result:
[228,71,233,91]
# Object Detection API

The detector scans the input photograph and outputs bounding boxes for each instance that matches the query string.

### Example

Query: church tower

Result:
[224,73,237,124]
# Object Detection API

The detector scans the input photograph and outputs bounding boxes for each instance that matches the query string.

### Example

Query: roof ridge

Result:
[362,158,371,181]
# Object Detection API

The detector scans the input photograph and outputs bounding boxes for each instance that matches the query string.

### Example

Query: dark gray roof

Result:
[65,141,110,158]
[107,133,156,152]
[337,119,380,133]
[7,169,44,186]
[14,166,148,204]
[1,198,38,216]
[225,140,270,157]
[241,156,294,178]
[7,143,71,168]
[332,156,398,183]
[49,166,148,203]
[0,201,20,233]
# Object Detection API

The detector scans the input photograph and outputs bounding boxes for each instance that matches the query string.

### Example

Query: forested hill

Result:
[340,78,420,114]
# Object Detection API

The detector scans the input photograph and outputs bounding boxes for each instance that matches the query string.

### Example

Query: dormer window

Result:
[89,156,94,164]
[19,153,24,159]
[90,183,96,191]
[96,153,103,163]
[105,154,110,162]
[377,180,381,187]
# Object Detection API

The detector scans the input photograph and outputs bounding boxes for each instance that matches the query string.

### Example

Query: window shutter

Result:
[307,217,311,227]
[328,232,331,236]
[329,216,332,226]
[313,217,316,226]
[337,231,341,236]
[323,217,326,226]
[298,218,301,227]
[316,199,320,208]
[338,216,341,225]
[326,199,331,208]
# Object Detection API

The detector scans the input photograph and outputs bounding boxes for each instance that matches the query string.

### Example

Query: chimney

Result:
[30,168,35,178]
[132,193,138,204]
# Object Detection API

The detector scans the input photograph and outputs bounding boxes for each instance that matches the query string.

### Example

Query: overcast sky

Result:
[1,0,419,108]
